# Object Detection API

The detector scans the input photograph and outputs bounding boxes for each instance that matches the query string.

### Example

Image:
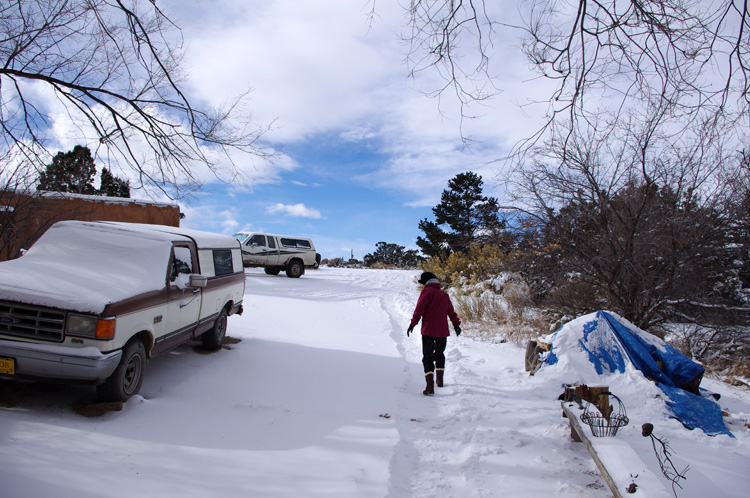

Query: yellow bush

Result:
[421,245,554,344]
[422,244,514,289]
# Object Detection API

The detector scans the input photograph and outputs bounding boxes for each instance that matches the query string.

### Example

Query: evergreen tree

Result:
[99,167,131,198]
[363,242,424,268]
[416,219,450,259]
[37,145,97,194]
[416,172,503,257]
[37,146,131,198]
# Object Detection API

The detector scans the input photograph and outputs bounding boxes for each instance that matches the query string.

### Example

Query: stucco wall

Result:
[0,191,181,261]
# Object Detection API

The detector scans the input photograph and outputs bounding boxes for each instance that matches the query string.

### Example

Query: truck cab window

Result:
[249,234,266,247]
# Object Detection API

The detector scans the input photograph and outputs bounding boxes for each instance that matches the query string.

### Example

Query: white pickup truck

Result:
[0,221,245,401]
[234,231,321,278]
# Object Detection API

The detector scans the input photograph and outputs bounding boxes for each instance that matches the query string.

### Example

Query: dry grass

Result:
[451,287,555,345]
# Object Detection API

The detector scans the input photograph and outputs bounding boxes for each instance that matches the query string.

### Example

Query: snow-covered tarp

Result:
[540,310,732,437]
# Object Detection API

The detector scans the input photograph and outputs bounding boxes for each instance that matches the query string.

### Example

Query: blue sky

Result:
[183,134,436,260]
[25,1,743,261]
[35,0,551,260]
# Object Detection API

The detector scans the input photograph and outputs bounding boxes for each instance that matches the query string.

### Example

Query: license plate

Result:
[0,357,15,375]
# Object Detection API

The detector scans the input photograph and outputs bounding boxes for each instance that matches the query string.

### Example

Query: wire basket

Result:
[580,392,629,437]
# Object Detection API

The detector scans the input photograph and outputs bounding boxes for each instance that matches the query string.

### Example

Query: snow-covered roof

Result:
[100,222,240,249]
[38,190,178,208]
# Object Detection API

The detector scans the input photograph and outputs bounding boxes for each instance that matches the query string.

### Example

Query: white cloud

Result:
[291,180,322,187]
[133,1,550,206]
[219,210,240,233]
[178,202,244,235]
[170,0,406,144]
[266,203,323,219]
[340,127,377,143]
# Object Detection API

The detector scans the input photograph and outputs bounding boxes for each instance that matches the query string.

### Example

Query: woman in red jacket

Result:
[407,272,461,395]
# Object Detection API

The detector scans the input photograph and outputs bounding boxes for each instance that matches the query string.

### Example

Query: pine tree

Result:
[363,242,424,268]
[37,145,97,194]
[99,167,131,198]
[416,172,503,257]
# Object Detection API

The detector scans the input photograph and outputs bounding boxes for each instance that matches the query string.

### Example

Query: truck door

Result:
[244,234,280,265]
[162,244,202,350]
[264,236,281,266]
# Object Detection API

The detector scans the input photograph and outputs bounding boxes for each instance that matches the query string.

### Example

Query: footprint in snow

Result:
[447,348,464,360]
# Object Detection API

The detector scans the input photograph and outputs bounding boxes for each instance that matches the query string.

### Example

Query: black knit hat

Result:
[418,272,438,285]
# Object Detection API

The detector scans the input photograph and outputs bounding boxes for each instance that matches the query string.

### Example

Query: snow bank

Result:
[0,269,747,498]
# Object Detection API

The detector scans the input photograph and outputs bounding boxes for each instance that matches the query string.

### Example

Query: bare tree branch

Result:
[404,1,749,155]
[0,0,274,198]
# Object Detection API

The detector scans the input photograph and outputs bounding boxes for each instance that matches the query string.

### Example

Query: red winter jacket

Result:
[410,282,460,337]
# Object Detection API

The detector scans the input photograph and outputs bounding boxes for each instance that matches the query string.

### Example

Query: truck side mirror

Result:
[188,275,208,288]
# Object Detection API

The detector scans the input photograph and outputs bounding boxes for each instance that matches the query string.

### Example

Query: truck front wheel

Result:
[286,260,304,278]
[96,338,146,402]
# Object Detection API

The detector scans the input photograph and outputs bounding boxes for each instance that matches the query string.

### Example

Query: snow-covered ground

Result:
[1,268,748,497]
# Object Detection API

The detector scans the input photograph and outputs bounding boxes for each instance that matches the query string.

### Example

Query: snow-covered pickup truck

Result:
[234,231,321,278]
[0,221,245,401]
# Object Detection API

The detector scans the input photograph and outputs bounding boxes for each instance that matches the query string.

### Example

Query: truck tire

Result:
[264,267,281,275]
[96,338,146,402]
[285,259,304,278]
[201,308,227,350]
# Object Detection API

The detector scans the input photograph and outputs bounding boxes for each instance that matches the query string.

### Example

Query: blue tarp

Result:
[543,311,732,437]
[600,312,705,389]
[658,383,734,437]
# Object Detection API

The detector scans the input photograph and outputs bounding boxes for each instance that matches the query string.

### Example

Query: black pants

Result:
[422,336,447,374]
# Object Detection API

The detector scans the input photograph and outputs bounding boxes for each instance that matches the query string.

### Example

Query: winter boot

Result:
[436,368,444,387]
[423,372,435,396]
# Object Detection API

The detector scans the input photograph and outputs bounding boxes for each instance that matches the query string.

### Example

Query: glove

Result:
[454,324,461,336]
[407,325,414,337]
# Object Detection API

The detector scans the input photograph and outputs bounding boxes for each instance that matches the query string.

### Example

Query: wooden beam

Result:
[563,401,624,498]
[562,402,671,498]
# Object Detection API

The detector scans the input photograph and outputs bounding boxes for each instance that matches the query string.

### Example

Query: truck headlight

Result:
[67,315,115,340]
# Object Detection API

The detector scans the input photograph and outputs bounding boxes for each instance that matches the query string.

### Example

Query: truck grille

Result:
[0,301,65,342]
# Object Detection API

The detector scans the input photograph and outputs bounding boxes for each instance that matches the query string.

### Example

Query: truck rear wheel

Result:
[96,338,146,402]
[285,259,304,278]
[201,309,227,350]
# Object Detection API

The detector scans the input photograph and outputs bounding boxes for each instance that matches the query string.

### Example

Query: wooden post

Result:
[587,386,611,421]
[567,384,611,420]
[563,384,611,441]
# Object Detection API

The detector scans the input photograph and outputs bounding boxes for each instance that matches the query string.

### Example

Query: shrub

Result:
[422,244,514,289]
[663,323,750,379]
[422,244,555,344]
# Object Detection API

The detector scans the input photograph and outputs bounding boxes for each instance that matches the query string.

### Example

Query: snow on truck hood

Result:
[0,222,174,314]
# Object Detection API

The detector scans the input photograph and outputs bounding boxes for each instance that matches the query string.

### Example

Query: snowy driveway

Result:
[4,268,746,497]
